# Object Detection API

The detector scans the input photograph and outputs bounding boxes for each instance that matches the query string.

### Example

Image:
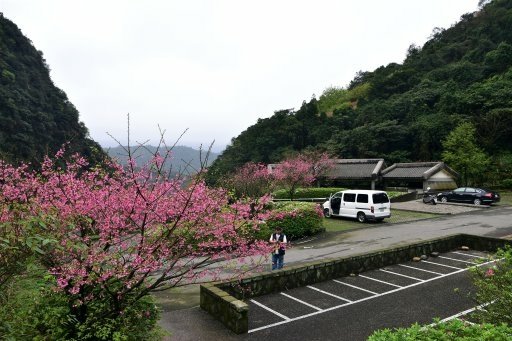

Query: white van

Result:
[322,190,391,223]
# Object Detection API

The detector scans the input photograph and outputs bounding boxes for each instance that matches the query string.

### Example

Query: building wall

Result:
[424,170,458,190]
[429,169,453,179]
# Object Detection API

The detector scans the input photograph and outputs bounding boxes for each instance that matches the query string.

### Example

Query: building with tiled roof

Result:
[268,159,459,192]
[326,159,385,190]
[381,162,459,191]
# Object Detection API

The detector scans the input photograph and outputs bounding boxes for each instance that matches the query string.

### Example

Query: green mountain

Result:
[0,13,104,165]
[105,145,218,176]
[208,0,512,184]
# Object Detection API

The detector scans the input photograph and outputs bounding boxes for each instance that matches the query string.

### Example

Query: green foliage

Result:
[470,246,512,325]
[501,179,512,189]
[0,15,105,165]
[442,122,490,186]
[272,187,345,199]
[368,319,512,341]
[0,266,164,340]
[484,41,512,73]
[318,87,351,113]
[264,202,324,240]
[0,211,56,292]
[208,0,512,185]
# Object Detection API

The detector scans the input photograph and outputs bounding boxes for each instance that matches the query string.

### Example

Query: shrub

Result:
[272,187,345,199]
[387,191,408,199]
[500,178,512,189]
[470,246,512,325]
[264,202,324,240]
[368,319,512,340]
[0,263,164,340]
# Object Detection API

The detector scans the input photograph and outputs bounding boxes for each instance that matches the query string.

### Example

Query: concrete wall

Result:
[200,234,511,334]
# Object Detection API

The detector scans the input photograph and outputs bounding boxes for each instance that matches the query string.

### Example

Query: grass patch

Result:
[497,191,512,206]
[323,209,440,233]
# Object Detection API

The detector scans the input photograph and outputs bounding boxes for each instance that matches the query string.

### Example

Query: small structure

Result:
[381,162,458,191]
[325,159,385,190]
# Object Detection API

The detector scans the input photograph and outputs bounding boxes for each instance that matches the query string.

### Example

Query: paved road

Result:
[284,205,512,266]
[161,205,512,340]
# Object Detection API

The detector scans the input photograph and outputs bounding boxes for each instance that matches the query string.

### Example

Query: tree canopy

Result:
[208,0,512,185]
[0,14,104,165]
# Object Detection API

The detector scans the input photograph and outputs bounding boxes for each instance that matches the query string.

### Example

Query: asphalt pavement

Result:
[160,205,512,340]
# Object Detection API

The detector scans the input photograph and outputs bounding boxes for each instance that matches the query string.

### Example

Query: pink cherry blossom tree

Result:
[0,145,272,333]
[223,162,274,199]
[272,152,334,200]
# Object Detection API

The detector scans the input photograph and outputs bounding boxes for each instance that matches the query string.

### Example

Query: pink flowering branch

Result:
[0,143,273,322]
[272,152,334,200]
[221,162,274,200]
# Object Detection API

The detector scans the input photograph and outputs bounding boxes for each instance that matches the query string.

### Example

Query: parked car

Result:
[436,187,500,205]
[322,190,391,223]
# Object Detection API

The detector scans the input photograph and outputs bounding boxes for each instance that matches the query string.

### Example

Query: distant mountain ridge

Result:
[105,145,219,175]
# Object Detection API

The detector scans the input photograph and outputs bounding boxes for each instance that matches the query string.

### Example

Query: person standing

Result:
[270,227,287,270]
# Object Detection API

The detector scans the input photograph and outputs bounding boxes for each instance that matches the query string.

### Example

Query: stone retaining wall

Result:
[200,234,512,334]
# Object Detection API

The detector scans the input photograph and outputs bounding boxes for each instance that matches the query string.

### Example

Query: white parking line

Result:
[458,319,475,325]
[427,301,493,327]
[398,264,443,275]
[451,251,489,259]
[438,255,477,264]
[359,274,402,288]
[247,259,500,334]
[421,260,463,270]
[250,299,290,320]
[380,269,424,282]
[307,286,352,302]
[281,293,322,311]
[332,279,378,295]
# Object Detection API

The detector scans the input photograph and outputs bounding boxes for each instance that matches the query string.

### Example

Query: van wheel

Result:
[323,208,331,218]
[357,212,366,223]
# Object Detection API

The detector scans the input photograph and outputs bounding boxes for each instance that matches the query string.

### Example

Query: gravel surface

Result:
[392,199,487,214]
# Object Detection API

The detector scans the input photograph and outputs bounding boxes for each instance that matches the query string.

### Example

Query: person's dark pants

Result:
[272,253,284,270]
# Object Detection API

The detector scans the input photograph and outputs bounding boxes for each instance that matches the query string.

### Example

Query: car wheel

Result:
[357,212,366,223]
[440,196,448,203]
[323,208,331,218]
[473,198,481,206]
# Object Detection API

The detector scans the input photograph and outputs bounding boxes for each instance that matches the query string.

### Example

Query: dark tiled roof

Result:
[327,159,384,180]
[381,162,458,180]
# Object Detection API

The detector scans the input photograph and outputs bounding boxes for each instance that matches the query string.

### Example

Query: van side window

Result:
[372,193,389,204]
[356,194,368,203]
[343,193,356,202]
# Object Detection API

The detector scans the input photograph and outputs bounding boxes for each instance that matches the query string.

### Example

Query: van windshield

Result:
[372,193,389,204]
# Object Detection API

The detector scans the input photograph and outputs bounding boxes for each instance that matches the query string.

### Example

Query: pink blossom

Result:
[0,149,273,304]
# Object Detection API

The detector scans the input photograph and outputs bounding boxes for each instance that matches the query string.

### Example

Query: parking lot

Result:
[246,250,494,340]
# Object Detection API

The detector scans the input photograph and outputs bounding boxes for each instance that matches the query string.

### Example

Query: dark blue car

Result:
[437,187,500,205]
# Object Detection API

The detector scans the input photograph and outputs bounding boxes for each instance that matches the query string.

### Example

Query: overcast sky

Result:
[1,0,479,152]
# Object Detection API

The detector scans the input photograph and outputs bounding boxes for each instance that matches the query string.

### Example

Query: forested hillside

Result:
[0,13,104,165]
[208,0,512,184]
